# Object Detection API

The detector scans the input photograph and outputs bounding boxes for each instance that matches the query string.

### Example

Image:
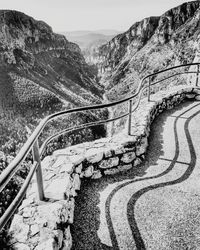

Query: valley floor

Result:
[71,100,200,250]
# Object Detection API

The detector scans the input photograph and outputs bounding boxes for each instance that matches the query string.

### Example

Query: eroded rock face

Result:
[0,10,103,115]
[95,1,200,100]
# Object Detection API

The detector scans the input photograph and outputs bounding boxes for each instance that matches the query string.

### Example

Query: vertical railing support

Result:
[128,99,133,135]
[148,77,151,101]
[196,64,200,87]
[32,139,45,201]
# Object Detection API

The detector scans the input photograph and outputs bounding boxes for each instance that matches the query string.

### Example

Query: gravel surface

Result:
[71,101,200,250]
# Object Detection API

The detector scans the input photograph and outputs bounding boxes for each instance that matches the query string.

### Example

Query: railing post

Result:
[148,77,151,101]
[128,99,133,135]
[32,139,45,200]
[196,64,199,87]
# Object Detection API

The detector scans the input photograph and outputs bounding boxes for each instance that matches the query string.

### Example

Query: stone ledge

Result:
[9,84,200,249]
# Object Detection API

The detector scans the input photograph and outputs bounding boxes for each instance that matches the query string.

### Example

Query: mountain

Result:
[61,30,120,40]
[0,10,106,156]
[60,30,121,64]
[0,10,103,116]
[63,33,114,49]
[96,1,200,101]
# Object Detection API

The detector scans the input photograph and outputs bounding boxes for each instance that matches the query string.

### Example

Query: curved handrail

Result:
[0,62,199,230]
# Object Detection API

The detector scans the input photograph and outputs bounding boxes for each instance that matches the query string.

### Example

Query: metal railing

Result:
[0,62,199,230]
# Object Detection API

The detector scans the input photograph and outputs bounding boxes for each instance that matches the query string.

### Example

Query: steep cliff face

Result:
[97,1,200,100]
[0,10,107,157]
[0,10,102,117]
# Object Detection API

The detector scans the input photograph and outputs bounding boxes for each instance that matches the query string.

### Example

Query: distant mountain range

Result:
[59,30,121,62]
[61,29,121,38]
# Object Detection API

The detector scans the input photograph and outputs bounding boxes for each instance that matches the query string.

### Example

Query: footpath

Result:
[72,100,200,250]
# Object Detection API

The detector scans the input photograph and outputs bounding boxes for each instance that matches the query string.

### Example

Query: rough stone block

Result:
[72,174,81,191]
[41,156,55,170]
[45,176,71,200]
[136,137,148,156]
[9,215,29,243]
[195,94,200,101]
[193,88,200,95]
[114,146,126,155]
[118,164,133,172]
[36,201,70,229]
[99,157,119,169]
[30,224,40,237]
[63,226,72,250]
[12,243,30,250]
[84,165,94,178]
[186,93,196,99]
[104,168,120,175]
[52,156,68,169]
[68,155,84,166]
[53,229,63,249]
[59,162,74,174]
[35,239,58,250]
[67,198,75,224]
[91,170,102,179]
[75,164,82,174]
[121,152,136,164]
[85,148,104,163]
[104,148,113,158]
[134,157,142,167]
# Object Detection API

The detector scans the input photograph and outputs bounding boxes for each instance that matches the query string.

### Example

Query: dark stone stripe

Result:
[127,108,198,250]
[105,103,200,249]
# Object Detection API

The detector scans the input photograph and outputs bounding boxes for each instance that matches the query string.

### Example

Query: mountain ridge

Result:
[95,1,200,100]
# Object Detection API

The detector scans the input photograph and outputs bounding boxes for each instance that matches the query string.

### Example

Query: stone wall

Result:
[9,85,200,249]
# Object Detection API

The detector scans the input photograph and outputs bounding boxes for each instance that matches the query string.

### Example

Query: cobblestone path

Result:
[71,101,200,250]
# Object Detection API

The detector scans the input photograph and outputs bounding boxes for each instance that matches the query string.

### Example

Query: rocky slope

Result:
[0,10,106,156]
[0,10,103,118]
[96,1,200,100]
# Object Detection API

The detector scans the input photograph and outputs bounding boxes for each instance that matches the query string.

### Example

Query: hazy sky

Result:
[0,0,196,32]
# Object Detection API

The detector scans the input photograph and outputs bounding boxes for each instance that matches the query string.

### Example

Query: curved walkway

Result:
[71,100,200,250]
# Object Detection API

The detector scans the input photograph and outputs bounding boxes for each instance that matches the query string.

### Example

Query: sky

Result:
[0,0,197,32]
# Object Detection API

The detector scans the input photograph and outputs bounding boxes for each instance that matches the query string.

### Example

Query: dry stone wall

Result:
[9,85,200,249]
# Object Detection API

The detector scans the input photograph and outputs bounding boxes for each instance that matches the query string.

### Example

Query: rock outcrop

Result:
[0,10,103,117]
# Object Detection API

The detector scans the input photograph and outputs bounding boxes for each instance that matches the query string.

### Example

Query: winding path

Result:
[71,100,200,250]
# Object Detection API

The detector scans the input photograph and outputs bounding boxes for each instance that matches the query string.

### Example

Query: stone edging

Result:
[9,85,200,250]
